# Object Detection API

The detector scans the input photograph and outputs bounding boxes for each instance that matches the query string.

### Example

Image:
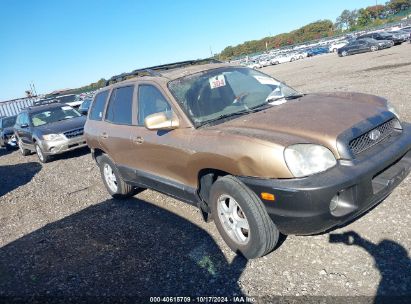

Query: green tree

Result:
[335,9,358,30]
[386,0,411,13]
[365,5,386,19]
[357,8,372,26]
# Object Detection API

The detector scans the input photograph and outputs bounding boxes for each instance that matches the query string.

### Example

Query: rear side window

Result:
[105,86,134,125]
[89,91,109,121]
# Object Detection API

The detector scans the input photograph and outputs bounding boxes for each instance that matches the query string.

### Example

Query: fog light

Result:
[330,194,339,212]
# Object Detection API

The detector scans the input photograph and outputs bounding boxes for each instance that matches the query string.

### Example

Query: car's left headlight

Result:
[386,100,400,119]
[284,144,337,177]
[43,133,65,141]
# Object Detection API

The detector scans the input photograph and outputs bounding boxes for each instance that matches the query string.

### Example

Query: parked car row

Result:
[230,23,411,67]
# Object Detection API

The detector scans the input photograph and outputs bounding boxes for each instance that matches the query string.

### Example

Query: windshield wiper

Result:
[199,103,272,127]
[266,93,304,102]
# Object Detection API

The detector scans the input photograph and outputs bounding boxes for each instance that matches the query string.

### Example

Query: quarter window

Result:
[89,90,109,121]
[105,86,134,125]
[138,85,171,125]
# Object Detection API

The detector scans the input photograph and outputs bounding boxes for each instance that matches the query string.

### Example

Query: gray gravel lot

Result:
[0,43,410,302]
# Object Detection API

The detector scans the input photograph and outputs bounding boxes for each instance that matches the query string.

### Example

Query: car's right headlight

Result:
[43,133,65,141]
[284,144,337,177]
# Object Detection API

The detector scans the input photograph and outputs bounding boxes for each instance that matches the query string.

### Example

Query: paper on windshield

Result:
[209,75,226,89]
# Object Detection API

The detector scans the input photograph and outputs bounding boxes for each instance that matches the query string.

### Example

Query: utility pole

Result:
[209,46,213,57]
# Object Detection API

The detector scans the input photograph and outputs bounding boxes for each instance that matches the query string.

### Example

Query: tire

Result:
[274,61,279,65]
[98,154,138,199]
[341,51,348,57]
[370,46,378,52]
[18,137,30,156]
[210,175,279,259]
[35,143,50,163]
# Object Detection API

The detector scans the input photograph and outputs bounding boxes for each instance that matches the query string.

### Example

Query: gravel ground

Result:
[0,43,410,303]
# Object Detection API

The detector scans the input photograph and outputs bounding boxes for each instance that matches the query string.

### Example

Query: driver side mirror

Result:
[20,123,29,128]
[144,112,179,131]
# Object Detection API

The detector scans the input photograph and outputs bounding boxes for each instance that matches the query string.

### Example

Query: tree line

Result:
[217,0,411,60]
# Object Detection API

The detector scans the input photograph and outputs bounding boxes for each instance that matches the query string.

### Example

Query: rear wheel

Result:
[18,138,30,156]
[210,175,279,259]
[98,154,139,199]
[370,45,378,52]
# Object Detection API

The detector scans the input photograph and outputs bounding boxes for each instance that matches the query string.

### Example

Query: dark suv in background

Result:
[0,115,17,150]
[14,102,87,163]
[357,32,403,45]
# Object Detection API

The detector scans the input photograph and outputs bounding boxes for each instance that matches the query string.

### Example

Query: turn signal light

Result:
[261,192,275,201]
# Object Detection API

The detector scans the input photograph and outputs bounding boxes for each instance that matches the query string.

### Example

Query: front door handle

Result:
[100,132,108,139]
[132,136,144,144]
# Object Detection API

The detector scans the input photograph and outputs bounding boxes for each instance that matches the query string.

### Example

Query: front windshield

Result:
[31,106,81,127]
[168,67,300,126]
[2,116,16,128]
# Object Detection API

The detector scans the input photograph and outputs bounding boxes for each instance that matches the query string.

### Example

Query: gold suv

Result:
[84,60,411,259]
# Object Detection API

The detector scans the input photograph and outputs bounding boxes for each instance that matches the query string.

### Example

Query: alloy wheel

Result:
[103,163,118,193]
[217,194,250,245]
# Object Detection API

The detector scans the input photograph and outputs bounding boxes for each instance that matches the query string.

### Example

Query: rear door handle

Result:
[100,132,108,139]
[132,136,144,144]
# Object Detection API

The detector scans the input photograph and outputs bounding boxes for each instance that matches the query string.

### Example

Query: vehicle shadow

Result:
[0,198,247,300]
[0,162,42,197]
[0,147,16,158]
[52,146,90,161]
[329,231,411,303]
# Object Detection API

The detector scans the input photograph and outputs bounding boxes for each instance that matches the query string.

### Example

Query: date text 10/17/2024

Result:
[149,296,256,303]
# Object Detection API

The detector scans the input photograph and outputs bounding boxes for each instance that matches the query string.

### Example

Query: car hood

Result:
[35,116,86,135]
[212,92,389,158]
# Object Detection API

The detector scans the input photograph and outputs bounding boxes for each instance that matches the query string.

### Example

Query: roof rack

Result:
[106,58,221,86]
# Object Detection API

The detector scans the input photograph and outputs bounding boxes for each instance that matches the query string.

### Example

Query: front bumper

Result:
[239,123,411,235]
[39,135,87,155]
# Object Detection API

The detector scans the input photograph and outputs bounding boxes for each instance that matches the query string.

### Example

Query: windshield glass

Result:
[31,106,81,127]
[168,67,300,126]
[2,116,16,128]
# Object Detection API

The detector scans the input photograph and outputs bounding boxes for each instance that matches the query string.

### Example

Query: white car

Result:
[270,53,297,65]
[246,61,261,69]
[329,40,348,53]
[258,58,272,67]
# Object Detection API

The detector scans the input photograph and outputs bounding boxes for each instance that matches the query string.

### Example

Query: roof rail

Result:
[105,58,221,86]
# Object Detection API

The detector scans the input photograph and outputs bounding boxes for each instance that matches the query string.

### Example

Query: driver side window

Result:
[137,85,172,126]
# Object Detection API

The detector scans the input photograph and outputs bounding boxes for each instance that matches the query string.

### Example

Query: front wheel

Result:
[210,175,279,259]
[35,143,50,163]
[341,51,348,57]
[18,138,30,156]
[98,154,139,199]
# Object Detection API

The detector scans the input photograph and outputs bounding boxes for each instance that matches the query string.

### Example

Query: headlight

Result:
[43,134,64,141]
[386,100,400,119]
[284,144,337,177]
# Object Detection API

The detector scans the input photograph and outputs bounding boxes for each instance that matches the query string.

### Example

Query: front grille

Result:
[64,128,84,139]
[349,119,398,156]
